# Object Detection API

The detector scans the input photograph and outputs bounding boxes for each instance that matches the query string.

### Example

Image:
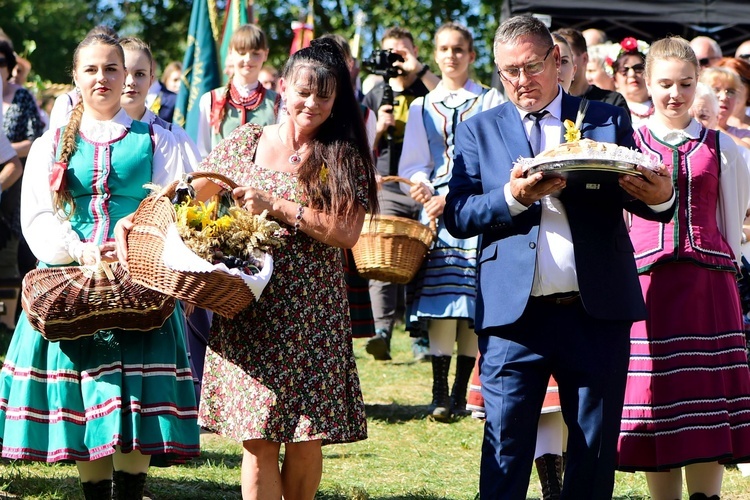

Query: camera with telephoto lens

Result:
[362,49,404,79]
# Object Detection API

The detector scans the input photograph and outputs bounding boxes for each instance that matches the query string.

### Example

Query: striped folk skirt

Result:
[618,262,750,471]
[0,309,200,464]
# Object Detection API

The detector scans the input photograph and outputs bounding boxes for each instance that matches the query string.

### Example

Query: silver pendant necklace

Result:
[277,123,302,165]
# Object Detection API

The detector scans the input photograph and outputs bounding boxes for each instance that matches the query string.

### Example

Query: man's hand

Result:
[619,165,673,205]
[396,47,422,76]
[509,164,566,206]
[376,104,396,134]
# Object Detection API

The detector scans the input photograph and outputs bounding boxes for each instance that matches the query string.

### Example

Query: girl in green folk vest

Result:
[196,24,281,158]
[0,33,199,499]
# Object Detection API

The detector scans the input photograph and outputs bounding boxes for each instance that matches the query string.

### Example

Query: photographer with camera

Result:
[362,27,439,361]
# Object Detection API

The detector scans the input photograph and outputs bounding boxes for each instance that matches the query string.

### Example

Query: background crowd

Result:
[1,12,750,500]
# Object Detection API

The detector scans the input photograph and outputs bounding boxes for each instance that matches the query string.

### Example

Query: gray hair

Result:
[694,82,719,113]
[493,15,553,61]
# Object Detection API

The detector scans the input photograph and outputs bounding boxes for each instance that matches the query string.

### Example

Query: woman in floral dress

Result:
[194,38,378,499]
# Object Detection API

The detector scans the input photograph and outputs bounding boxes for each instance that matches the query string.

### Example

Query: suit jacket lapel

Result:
[496,103,533,161]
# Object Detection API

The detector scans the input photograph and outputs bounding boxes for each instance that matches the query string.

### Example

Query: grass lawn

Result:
[0,326,748,498]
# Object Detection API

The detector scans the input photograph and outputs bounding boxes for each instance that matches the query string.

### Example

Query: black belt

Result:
[529,292,581,306]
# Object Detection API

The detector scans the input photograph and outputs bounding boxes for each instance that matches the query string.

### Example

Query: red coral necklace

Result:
[229,83,265,110]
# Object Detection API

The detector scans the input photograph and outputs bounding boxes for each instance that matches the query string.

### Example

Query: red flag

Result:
[290,1,314,55]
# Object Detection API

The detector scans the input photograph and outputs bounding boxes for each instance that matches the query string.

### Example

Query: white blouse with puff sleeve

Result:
[21,108,187,265]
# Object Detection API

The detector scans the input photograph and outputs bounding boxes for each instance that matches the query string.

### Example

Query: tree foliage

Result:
[3,0,501,86]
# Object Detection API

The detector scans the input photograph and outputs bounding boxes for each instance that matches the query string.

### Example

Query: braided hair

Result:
[281,37,378,222]
[52,33,124,217]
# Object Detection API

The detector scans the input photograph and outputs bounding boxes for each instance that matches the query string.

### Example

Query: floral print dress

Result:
[197,124,368,444]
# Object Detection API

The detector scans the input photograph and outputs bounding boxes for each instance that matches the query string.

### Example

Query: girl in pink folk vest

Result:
[617,36,750,500]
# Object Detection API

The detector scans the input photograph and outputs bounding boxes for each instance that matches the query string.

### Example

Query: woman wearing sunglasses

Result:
[609,37,652,127]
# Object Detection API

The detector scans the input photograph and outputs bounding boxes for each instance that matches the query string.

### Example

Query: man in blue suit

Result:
[443,16,675,500]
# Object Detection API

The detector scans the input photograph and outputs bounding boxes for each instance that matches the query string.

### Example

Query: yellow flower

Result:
[319,163,329,183]
[183,205,203,228]
[564,119,581,143]
[213,215,233,231]
[196,201,216,229]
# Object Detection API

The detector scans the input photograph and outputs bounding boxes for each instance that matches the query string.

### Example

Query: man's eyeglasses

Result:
[497,46,554,83]
[616,63,645,76]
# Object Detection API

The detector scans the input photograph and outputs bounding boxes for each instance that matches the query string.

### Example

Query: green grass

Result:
[0,327,748,498]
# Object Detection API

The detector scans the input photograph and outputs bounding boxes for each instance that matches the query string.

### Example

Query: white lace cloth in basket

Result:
[161,223,273,301]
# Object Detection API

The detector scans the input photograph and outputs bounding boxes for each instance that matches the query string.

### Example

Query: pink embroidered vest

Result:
[629,126,735,273]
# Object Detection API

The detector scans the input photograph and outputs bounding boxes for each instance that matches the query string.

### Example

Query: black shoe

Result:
[365,329,391,360]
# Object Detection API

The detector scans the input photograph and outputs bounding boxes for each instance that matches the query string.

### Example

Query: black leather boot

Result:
[112,470,147,500]
[450,355,476,417]
[535,453,563,500]
[429,355,452,422]
[81,479,112,500]
[690,494,720,500]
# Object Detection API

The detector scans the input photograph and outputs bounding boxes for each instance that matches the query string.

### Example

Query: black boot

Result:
[429,355,452,422]
[450,355,476,417]
[690,494,720,500]
[81,479,112,500]
[112,471,147,500]
[535,453,562,500]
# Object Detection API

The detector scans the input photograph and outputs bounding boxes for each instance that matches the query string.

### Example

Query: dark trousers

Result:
[478,298,631,500]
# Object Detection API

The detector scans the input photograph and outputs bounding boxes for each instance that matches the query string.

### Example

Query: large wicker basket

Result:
[22,261,176,342]
[352,176,436,284]
[127,171,259,318]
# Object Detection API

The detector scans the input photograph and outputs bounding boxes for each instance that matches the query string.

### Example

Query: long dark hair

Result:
[282,37,378,221]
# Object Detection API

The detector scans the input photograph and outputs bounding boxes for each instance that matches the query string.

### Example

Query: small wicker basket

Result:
[127,171,258,318]
[351,176,436,284]
[22,261,176,342]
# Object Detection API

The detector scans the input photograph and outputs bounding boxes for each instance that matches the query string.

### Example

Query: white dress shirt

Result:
[503,88,579,296]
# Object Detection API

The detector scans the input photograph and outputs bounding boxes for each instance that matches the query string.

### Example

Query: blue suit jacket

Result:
[444,92,675,332]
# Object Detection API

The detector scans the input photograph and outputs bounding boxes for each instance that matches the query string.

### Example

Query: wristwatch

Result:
[416,64,430,79]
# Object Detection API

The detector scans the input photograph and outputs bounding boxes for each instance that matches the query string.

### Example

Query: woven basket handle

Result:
[160,171,241,199]
[380,175,415,187]
[378,176,437,232]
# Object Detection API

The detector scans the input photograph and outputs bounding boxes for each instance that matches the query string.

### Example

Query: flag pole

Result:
[247,0,255,24]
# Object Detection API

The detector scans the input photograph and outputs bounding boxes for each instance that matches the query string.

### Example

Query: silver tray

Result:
[526,158,644,178]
